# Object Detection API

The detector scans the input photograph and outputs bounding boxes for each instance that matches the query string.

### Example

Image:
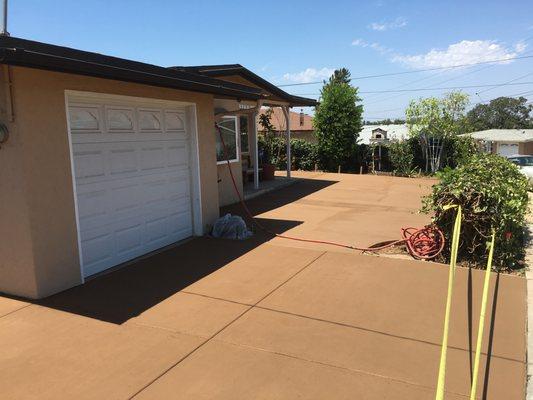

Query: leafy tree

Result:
[314,68,363,171]
[258,107,275,133]
[466,96,533,131]
[364,118,406,125]
[329,68,351,85]
[257,107,281,164]
[406,92,469,173]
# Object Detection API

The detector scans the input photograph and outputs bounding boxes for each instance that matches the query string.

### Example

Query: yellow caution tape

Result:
[435,204,462,400]
[470,230,496,400]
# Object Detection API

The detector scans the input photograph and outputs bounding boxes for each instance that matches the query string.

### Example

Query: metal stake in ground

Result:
[435,204,462,400]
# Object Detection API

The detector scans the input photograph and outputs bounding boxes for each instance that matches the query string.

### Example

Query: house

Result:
[257,108,315,143]
[460,129,533,156]
[0,36,315,299]
[358,124,409,145]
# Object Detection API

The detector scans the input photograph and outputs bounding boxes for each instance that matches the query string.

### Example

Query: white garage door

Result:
[498,143,519,157]
[67,93,197,277]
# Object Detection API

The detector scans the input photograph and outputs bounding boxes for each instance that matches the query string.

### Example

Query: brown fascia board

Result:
[0,37,264,100]
[172,64,317,107]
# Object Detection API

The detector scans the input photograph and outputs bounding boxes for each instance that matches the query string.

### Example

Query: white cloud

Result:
[515,41,527,53]
[352,39,393,55]
[282,67,335,83]
[351,38,369,47]
[392,40,527,69]
[369,17,407,31]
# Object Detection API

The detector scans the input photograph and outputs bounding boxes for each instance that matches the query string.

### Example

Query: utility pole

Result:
[0,0,9,36]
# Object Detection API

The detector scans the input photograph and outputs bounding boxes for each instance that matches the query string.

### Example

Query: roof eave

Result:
[177,65,317,107]
[0,38,264,100]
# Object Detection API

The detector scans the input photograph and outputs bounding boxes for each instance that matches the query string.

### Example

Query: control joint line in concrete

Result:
[180,290,253,307]
[253,305,524,364]
[0,303,33,320]
[214,339,471,399]
[128,251,327,399]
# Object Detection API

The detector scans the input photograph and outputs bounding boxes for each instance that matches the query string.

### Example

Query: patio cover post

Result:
[282,106,291,178]
[252,107,260,189]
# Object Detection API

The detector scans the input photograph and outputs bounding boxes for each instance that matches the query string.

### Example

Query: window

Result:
[216,116,239,164]
[239,115,249,153]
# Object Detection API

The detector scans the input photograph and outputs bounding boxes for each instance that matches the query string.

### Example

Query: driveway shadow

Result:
[30,177,337,324]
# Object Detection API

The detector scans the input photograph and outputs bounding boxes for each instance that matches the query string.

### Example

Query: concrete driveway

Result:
[0,172,526,399]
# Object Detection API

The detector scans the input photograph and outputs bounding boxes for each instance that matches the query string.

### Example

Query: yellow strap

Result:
[469,231,496,400]
[435,205,462,400]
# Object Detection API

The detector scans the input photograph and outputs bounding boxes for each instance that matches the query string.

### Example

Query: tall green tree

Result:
[406,92,469,173]
[466,96,532,131]
[314,68,363,171]
[329,68,351,85]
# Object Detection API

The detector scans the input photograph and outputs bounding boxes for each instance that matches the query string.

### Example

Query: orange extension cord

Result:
[215,123,445,260]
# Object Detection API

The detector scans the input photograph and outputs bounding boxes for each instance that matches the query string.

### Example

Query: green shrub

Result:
[258,136,319,171]
[389,140,415,176]
[290,139,319,170]
[443,135,478,168]
[422,153,529,271]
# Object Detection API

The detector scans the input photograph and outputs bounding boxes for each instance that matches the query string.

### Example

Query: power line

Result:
[366,90,533,116]
[292,81,533,96]
[360,48,533,106]
[277,54,533,87]
[475,71,533,95]
[364,65,533,107]
[363,63,496,106]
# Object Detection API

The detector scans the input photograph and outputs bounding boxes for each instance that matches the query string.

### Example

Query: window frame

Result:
[239,115,250,155]
[216,115,240,165]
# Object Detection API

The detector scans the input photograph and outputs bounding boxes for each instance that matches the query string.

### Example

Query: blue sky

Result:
[9,0,533,120]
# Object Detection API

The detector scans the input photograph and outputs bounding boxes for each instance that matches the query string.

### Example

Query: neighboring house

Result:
[460,129,533,156]
[358,124,409,145]
[0,36,314,299]
[257,108,315,143]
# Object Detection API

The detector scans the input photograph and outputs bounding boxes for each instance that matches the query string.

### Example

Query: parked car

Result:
[507,155,533,182]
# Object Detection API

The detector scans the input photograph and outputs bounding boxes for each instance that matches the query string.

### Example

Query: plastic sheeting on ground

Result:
[211,214,253,240]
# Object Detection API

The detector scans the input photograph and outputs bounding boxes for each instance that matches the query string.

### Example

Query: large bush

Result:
[442,135,478,168]
[422,153,529,271]
[290,139,319,170]
[258,135,319,171]
[389,140,415,176]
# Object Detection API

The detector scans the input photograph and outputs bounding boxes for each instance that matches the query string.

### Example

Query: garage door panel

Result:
[145,216,170,244]
[109,148,138,176]
[77,187,108,224]
[168,211,193,235]
[73,149,106,180]
[115,222,144,256]
[68,97,195,277]
[167,145,189,167]
[80,231,114,270]
[111,183,142,215]
[167,174,190,195]
[140,146,167,171]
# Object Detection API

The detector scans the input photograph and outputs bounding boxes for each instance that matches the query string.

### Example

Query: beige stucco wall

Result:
[217,162,243,207]
[0,66,220,299]
[0,67,40,298]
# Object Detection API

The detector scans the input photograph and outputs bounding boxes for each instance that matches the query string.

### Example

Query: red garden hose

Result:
[215,123,444,260]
